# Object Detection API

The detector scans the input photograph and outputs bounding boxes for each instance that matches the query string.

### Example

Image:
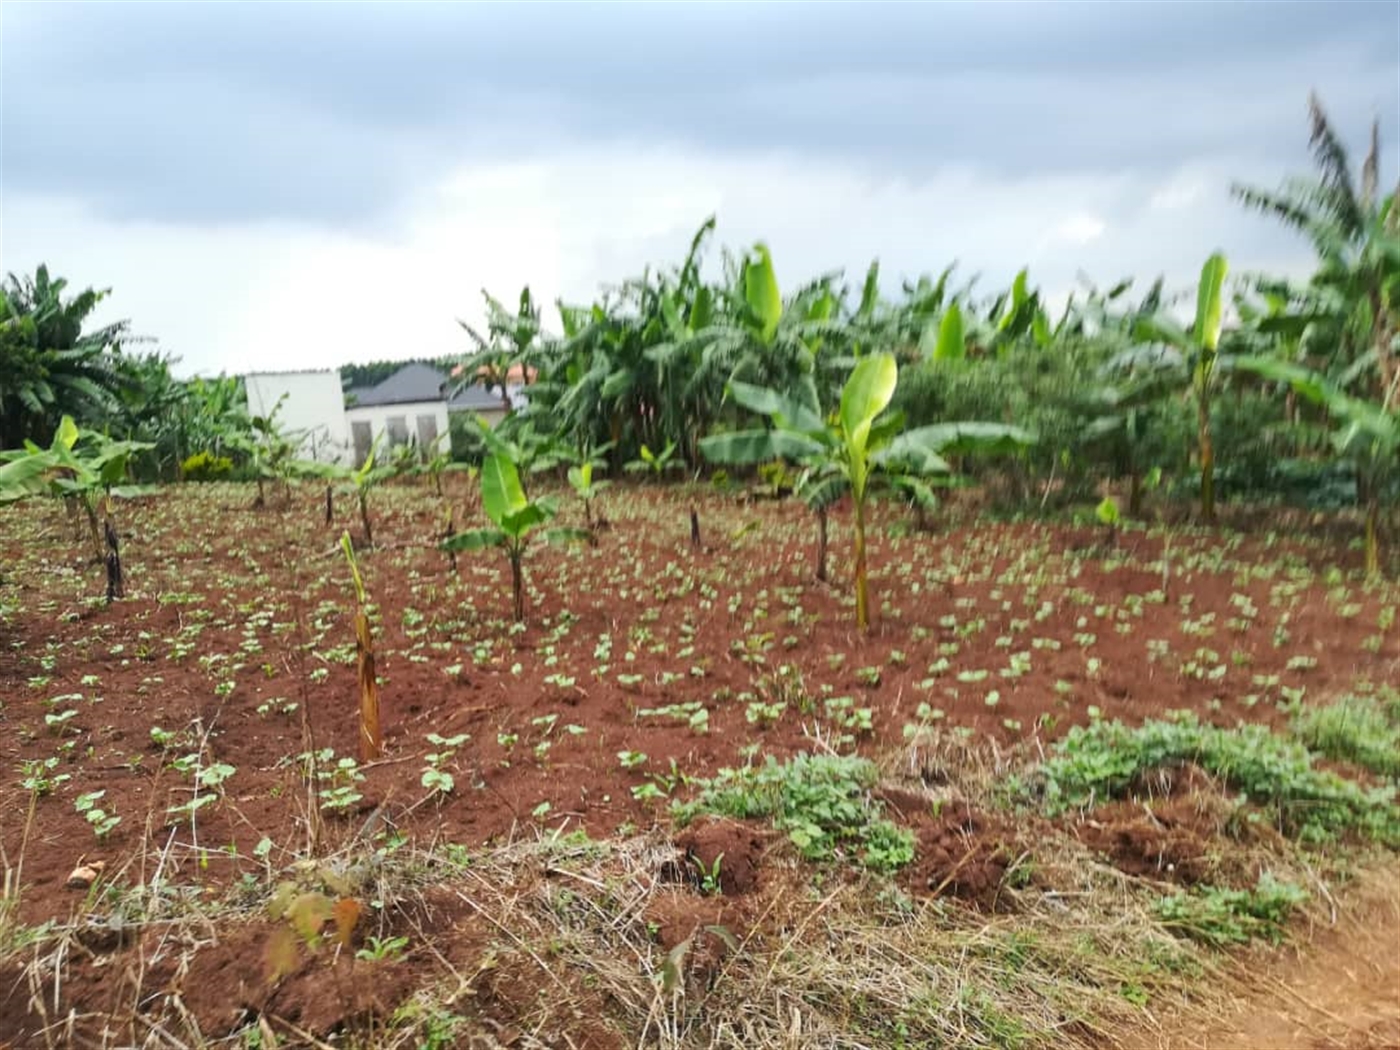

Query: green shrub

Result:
[180,450,234,481]
[1154,873,1308,947]
[1034,713,1400,844]
[674,752,915,874]
[1293,693,1400,779]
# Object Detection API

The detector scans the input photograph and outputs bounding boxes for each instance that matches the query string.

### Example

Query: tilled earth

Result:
[1,480,1395,1045]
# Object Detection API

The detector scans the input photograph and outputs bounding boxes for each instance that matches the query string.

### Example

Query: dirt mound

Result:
[673,817,770,896]
[892,797,1021,909]
[642,888,740,995]
[1077,796,1219,884]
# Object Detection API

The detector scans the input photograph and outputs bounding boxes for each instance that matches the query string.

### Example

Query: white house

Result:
[241,362,511,469]
[243,370,351,464]
[343,363,509,466]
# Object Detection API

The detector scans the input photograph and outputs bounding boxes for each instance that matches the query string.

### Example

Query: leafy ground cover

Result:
[1,478,1397,1048]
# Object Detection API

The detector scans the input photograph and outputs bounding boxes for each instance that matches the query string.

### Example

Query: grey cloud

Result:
[2,0,1396,226]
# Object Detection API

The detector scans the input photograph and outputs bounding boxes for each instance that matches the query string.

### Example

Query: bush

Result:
[1293,693,1400,779]
[1033,713,1400,844]
[891,340,1189,508]
[447,413,490,465]
[180,451,234,481]
[674,752,915,873]
[1154,873,1308,947]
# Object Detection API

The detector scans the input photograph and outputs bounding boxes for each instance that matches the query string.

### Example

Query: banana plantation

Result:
[1,95,1399,1050]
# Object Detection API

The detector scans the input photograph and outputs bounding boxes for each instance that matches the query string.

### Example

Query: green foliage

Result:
[893,338,1135,506]
[0,264,135,448]
[701,352,1032,627]
[440,452,588,621]
[674,753,915,874]
[1035,713,1400,844]
[624,440,683,479]
[1292,693,1400,779]
[1154,874,1308,947]
[180,451,234,481]
[73,789,121,838]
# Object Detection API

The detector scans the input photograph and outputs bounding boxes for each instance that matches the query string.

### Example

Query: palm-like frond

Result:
[1307,92,1365,236]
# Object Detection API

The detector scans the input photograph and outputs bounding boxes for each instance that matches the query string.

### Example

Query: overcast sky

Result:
[2,1,1397,378]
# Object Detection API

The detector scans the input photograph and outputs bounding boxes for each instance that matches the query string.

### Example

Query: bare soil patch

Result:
[1,481,1396,1045]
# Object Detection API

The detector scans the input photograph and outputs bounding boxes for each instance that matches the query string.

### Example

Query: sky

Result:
[1,0,1397,379]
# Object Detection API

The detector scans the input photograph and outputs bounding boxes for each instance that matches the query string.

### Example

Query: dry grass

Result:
[2,732,1396,1050]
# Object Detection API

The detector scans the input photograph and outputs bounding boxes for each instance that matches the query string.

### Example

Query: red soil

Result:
[0,481,1394,1043]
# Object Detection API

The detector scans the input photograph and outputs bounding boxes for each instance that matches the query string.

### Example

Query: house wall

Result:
[344,400,450,465]
[454,406,509,430]
[243,371,351,465]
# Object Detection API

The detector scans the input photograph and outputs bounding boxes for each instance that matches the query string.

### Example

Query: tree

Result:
[1231,92,1393,389]
[1133,254,1229,522]
[1231,92,1399,534]
[700,353,1033,630]
[1,415,153,563]
[0,265,135,447]
[1232,356,1396,575]
[453,287,543,411]
[440,453,589,622]
[297,437,401,547]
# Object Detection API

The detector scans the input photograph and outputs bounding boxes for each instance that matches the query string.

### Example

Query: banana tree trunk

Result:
[358,490,373,548]
[83,497,103,563]
[815,505,829,582]
[853,496,870,631]
[1198,390,1215,524]
[1129,471,1143,518]
[64,495,83,542]
[509,550,525,622]
[354,608,382,761]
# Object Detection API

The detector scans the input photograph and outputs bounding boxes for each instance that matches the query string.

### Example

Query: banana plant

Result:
[1081,343,1183,517]
[296,436,400,548]
[440,453,589,622]
[1134,253,1229,522]
[226,398,303,509]
[699,353,1033,630]
[0,445,56,503]
[1231,355,1397,576]
[624,441,683,481]
[413,438,471,497]
[2,415,154,561]
[566,459,611,530]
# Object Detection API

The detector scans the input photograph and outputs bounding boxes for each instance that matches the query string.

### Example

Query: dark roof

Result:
[347,363,449,407]
[342,362,509,411]
[448,384,507,412]
[343,386,376,406]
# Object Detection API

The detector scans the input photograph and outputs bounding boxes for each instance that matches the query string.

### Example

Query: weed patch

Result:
[674,753,916,873]
[1292,692,1400,779]
[1154,873,1309,947]
[1034,714,1400,844]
